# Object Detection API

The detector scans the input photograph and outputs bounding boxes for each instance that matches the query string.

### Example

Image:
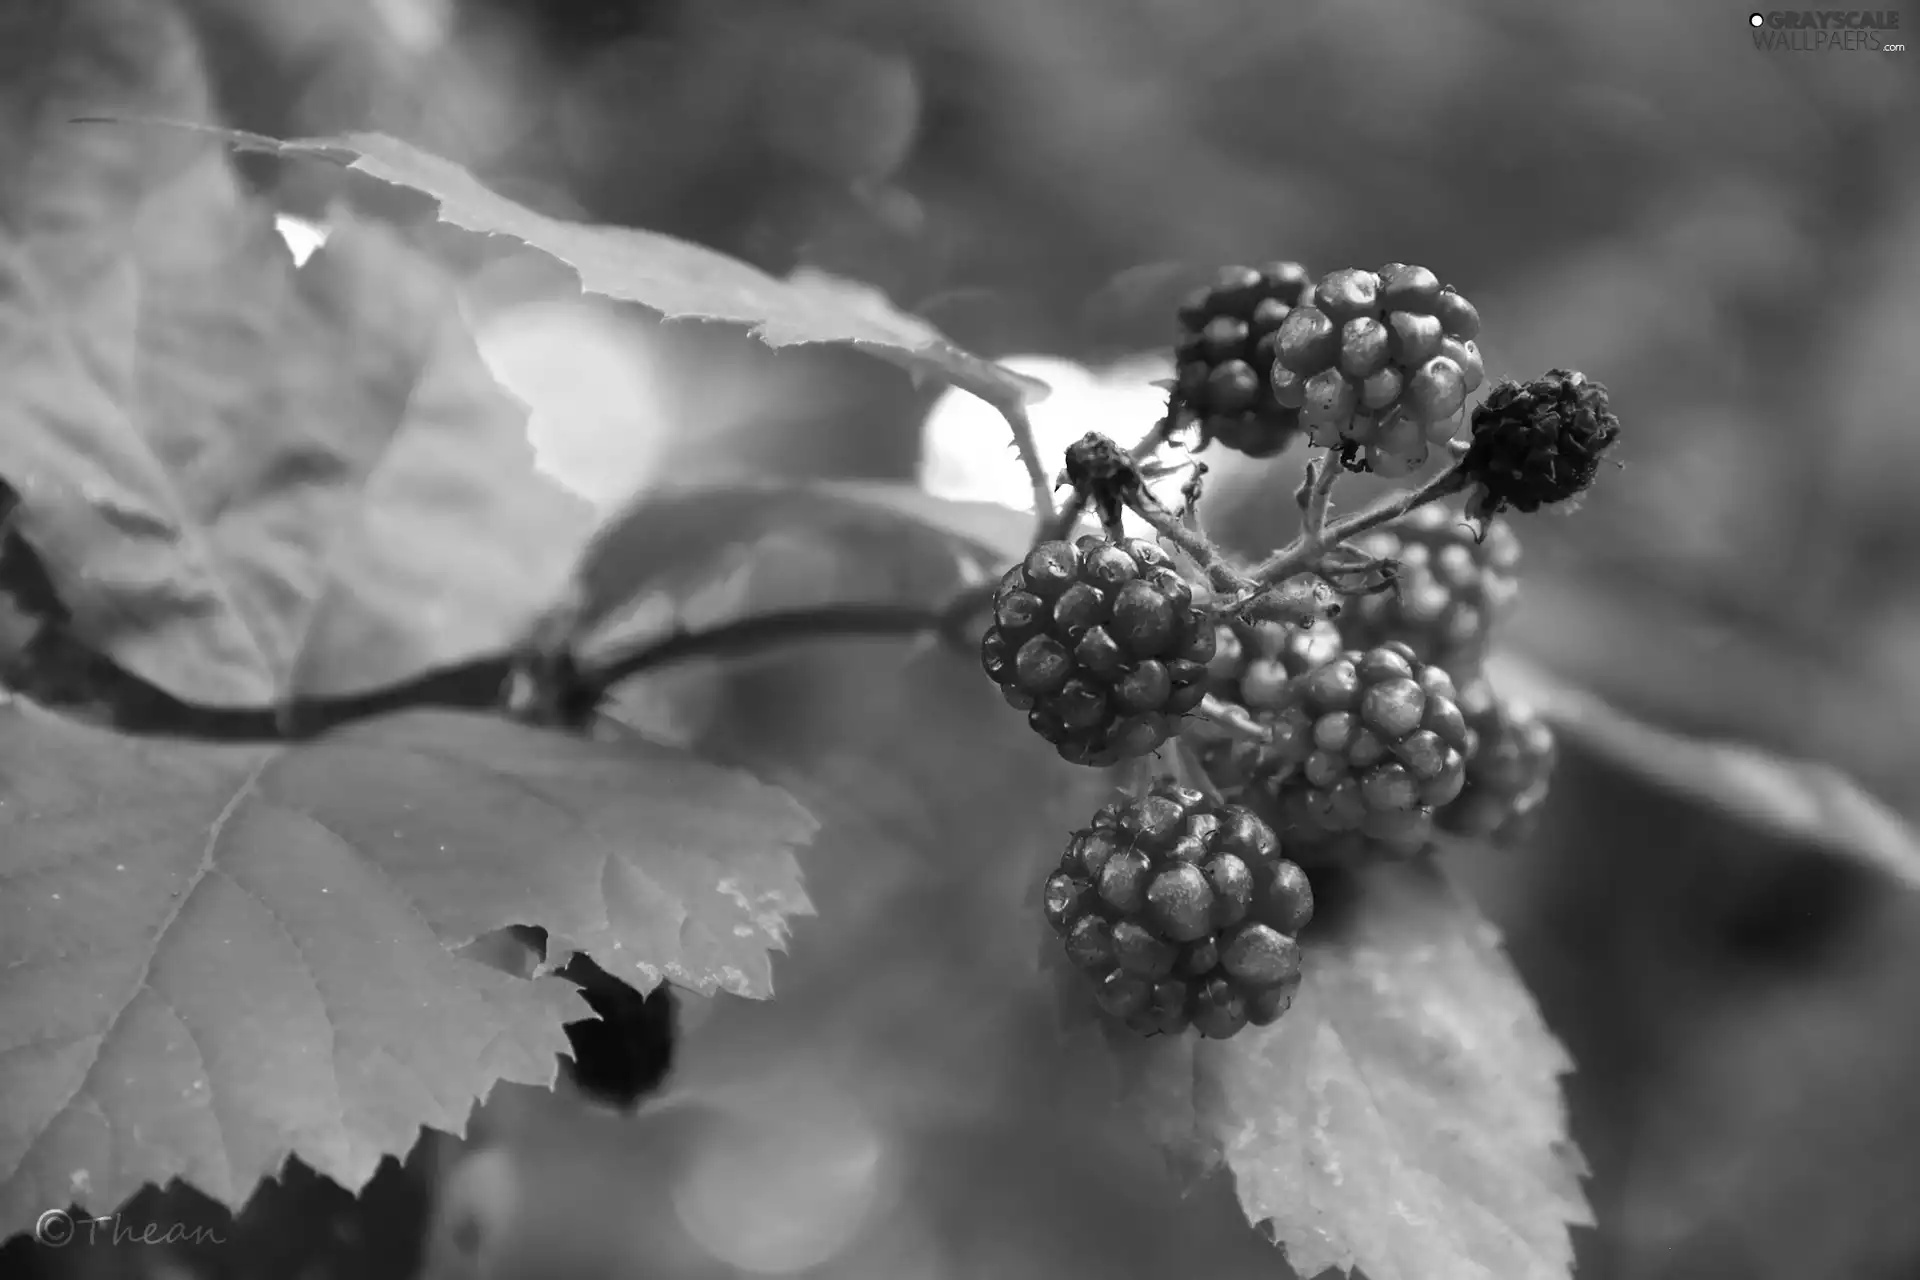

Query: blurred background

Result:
[6,0,1919,1278]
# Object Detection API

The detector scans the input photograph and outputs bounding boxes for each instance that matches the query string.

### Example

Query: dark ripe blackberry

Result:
[1338,502,1521,685]
[1462,369,1621,518]
[1260,266,1486,476]
[1242,642,1477,867]
[1174,262,1317,459]
[1438,680,1557,846]
[1047,779,1314,1038]
[981,535,1215,766]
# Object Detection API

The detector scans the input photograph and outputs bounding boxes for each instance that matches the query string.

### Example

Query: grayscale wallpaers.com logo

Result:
[1749,10,1905,50]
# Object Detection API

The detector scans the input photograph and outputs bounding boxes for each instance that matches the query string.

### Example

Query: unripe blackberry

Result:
[1174,263,1316,458]
[1338,503,1521,685]
[1196,620,1346,794]
[981,535,1215,766]
[1262,642,1475,865]
[1046,779,1315,1038]
[1462,369,1621,518]
[1439,680,1557,846]
[1269,265,1486,475]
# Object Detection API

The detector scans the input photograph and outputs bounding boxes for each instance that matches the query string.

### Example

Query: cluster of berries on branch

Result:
[1045,780,1314,1038]
[1440,679,1558,846]
[1175,262,1486,476]
[1459,368,1621,519]
[983,256,1619,1039]
[1337,503,1521,684]
[980,536,1214,766]
[1172,263,1316,460]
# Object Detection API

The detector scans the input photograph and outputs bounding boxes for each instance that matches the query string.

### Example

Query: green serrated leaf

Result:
[0,698,814,1235]
[1191,861,1590,1280]
[1490,652,1920,888]
[0,14,596,708]
[178,128,1048,416]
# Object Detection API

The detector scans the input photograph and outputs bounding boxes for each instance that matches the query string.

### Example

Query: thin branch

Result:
[1249,461,1471,586]
[997,397,1057,538]
[1178,462,1209,534]
[1168,736,1226,804]
[1300,452,1341,540]
[1125,483,1256,597]
[1039,489,1090,544]
[1322,460,1471,545]
[579,603,942,694]
[1195,694,1274,742]
[923,490,1094,660]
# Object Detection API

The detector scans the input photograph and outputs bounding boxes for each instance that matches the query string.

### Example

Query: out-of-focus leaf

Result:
[0,8,595,708]
[1490,652,1920,889]
[616,638,1293,1280]
[1195,861,1590,1280]
[0,696,814,1236]
[561,485,1294,1277]
[554,480,1030,659]
[177,127,1049,415]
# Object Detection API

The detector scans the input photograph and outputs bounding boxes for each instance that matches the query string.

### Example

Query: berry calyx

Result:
[1460,369,1621,518]
[1174,263,1317,459]
[1438,680,1557,846]
[1338,503,1521,686]
[981,535,1215,766]
[1046,779,1315,1038]
[1060,431,1145,533]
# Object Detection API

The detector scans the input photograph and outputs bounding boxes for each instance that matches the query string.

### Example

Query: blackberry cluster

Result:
[981,535,1214,767]
[1270,265,1484,477]
[1261,642,1474,865]
[1046,780,1315,1038]
[1439,681,1557,846]
[1173,263,1317,459]
[1338,503,1520,685]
